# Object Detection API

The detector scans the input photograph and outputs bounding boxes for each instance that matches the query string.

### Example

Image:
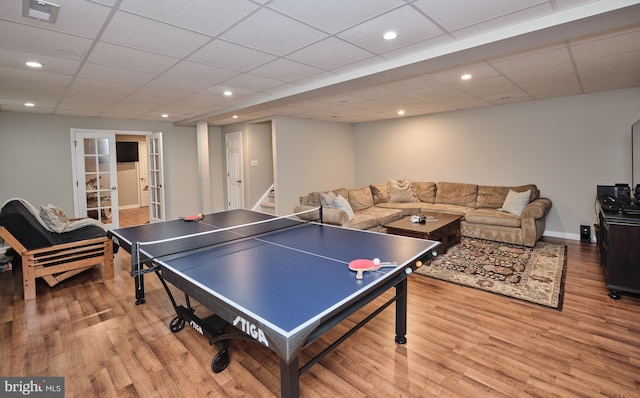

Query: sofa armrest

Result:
[521,197,552,220]
[293,205,350,226]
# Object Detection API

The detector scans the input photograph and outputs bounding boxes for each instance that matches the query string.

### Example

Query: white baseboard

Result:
[543,230,596,243]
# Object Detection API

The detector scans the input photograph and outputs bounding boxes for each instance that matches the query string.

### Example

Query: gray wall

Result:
[0,111,199,220]
[352,88,640,240]
[273,116,355,215]
[2,87,639,240]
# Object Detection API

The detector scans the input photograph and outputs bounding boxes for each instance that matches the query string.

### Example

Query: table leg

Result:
[135,274,145,305]
[394,278,408,344]
[280,357,300,398]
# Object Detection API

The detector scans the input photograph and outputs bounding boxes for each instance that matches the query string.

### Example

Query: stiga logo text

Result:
[233,316,269,347]
[2,377,64,397]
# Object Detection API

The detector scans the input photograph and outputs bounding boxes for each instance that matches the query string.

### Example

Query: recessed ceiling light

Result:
[382,31,398,40]
[232,115,238,119]
[223,90,233,97]
[24,102,35,107]
[397,110,405,116]
[25,61,43,68]
[161,114,169,118]
[461,73,472,81]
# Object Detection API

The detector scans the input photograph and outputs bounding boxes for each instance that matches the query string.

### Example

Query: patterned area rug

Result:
[415,237,567,309]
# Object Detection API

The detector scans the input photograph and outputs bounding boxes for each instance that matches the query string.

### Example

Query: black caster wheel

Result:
[211,350,230,373]
[169,316,186,332]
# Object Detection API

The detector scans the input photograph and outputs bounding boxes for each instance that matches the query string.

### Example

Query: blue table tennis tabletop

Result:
[109,209,440,398]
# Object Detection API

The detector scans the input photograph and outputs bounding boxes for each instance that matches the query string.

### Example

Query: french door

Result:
[71,130,119,227]
[147,132,165,223]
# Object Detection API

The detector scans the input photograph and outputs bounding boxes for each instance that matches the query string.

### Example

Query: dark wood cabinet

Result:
[598,206,640,299]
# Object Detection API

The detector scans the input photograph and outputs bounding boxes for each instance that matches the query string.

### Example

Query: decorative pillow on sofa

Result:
[388,179,418,202]
[319,191,337,208]
[369,183,390,204]
[348,187,374,211]
[333,194,354,220]
[39,204,70,233]
[476,184,538,209]
[499,189,531,215]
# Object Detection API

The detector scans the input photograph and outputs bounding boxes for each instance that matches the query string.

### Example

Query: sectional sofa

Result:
[294,180,552,247]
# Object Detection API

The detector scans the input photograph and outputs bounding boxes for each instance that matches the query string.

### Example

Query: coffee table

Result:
[384,212,462,253]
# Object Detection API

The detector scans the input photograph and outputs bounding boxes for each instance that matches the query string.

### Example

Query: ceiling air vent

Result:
[22,0,60,24]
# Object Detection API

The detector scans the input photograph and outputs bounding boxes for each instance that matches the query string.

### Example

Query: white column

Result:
[197,121,211,214]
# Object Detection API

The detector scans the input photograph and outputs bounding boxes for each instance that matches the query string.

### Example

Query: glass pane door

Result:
[147,132,165,223]
[83,137,115,224]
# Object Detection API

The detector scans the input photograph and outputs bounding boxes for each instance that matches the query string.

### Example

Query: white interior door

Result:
[226,132,244,210]
[147,132,165,223]
[71,130,119,228]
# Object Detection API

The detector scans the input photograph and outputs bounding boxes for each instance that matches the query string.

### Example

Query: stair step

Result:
[261,201,275,215]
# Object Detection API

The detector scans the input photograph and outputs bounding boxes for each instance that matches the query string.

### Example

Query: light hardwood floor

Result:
[1,210,639,397]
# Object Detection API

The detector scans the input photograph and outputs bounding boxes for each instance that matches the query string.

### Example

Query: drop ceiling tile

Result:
[0,48,81,75]
[268,0,405,34]
[0,66,72,87]
[66,78,137,100]
[463,76,527,98]
[337,6,444,54]
[412,0,548,32]
[0,21,93,60]
[249,58,324,82]
[575,50,640,73]
[189,40,277,72]
[219,8,328,56]
[570,27,640,61]
[119,0,259,37]
[145,76,211,95]
[505,63,579,86]
[0,82,66,101]
[87,42,179,73]
[430,63,499,85]
[286,37,375,70]
[127,86,192,102]
[78,63,156,85]
[489,44,572,74]
[164,61,239,84]
[447,3,553,40]
[222,73,287,92]
[101,11,211,58]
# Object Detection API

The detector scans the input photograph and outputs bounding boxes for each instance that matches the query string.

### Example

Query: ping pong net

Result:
[129,207,321,277]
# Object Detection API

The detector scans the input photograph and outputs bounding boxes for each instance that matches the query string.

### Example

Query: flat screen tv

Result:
[116,141,139,162]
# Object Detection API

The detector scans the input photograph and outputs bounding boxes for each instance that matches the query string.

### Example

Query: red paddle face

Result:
[348,259,379,279]
[348,258,398,279]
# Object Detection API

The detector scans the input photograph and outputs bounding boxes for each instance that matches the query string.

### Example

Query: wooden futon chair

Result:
[0,199,114,301]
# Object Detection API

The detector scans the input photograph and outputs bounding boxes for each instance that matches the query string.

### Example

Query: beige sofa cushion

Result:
[370,183,390,204]
[347,207,403,230]
[388,179,418,202]
[476,184,539,209]
[435,182,478,207]
[413,182,436,203]
[464,208,522,228]
[348,186,374,212]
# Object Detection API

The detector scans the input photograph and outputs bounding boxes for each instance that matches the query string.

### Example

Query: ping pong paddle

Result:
[348,258,397,279]
[183,213,204,222]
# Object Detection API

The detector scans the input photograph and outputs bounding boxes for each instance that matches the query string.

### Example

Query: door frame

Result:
[70,129,157,227]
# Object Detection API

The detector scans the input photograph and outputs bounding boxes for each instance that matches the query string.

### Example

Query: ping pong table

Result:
[108,209,440,398]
